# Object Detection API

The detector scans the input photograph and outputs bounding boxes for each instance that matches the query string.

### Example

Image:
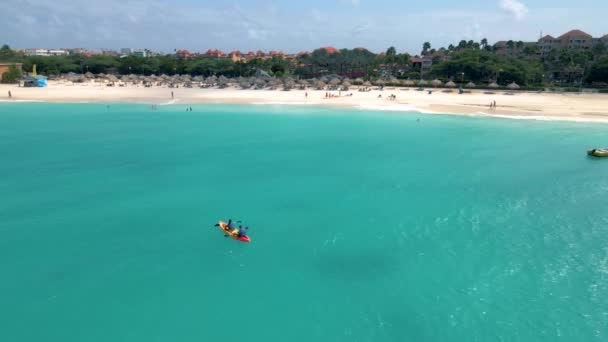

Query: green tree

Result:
[481,38,488,50]
[586,57,608,83]
[593,42,607,59]
[422,42,431,55]
[1,64,22,83]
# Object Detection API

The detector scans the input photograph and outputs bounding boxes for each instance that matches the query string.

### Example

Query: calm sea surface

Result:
[1,103,607,341]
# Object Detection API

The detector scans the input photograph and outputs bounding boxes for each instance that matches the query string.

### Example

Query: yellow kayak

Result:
[587,148,608,157]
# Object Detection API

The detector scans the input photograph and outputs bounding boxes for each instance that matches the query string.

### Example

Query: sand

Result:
[2,81,608,123]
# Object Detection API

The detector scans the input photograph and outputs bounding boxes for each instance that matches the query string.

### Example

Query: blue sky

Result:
[3,0,607,55]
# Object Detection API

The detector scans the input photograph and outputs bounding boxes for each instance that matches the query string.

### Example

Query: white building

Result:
[24,49,69,56]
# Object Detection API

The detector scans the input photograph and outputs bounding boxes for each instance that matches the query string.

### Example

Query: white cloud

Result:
[499,0,529,20]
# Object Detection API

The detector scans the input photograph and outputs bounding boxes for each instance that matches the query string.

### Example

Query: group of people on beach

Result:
[489,101,497,110]
[325,92,353,99]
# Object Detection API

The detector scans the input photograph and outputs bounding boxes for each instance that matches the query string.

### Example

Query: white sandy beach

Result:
[2,81,608,123]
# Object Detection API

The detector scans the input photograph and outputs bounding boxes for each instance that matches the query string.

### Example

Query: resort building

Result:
[24,48,69,56]
[536,29,606,57]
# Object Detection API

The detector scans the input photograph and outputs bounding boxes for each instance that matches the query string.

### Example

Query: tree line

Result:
[1,42,607,86]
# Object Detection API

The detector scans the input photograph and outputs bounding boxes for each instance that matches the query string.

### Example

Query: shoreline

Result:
[2,82,608,123]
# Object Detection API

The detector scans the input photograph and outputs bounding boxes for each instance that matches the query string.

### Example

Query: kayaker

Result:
[237,226,249,237]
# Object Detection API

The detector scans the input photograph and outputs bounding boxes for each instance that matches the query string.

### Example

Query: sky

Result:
[3,0,607,55]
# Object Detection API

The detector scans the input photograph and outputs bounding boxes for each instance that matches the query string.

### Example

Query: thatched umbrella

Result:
[341,80,351,91]
[283,78,296,91]
[329,78,341,86]
[107,75,119,84]
[207,75,218,85]
[315,80,326,90]
[268,78,281,90]
[466,81,476,88]
[488,82,499,88]
[297,79,309,89]
[403,79,415,86]
[431,79,443,87]
[374,79,386,86]
[417,79,428,86]
[84,72,94,79]
[239,81,251,89]
[363,81,372,87]
[218,76,229,88]
[507,82,520,90]
[445,81,457,88]
[255,78,266,89]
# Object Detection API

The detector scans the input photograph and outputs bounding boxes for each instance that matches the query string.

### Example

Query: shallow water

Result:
[1,103,607,341]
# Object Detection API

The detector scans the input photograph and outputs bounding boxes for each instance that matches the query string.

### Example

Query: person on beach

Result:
[171,91,174,99]
[305,92,308,99]
[8,90,12,99]
[493,100,497,108]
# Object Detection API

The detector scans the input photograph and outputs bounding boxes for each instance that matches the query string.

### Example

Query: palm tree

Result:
[481,38,488,50]
[422,42,431,55]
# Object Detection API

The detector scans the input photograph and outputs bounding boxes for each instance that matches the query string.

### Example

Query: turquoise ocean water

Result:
[1,103,608,341]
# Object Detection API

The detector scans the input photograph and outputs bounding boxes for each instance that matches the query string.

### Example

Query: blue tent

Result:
[37,78,47,87]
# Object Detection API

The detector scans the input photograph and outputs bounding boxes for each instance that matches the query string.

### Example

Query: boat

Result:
[215,220,251,243]
[587,148,608,157]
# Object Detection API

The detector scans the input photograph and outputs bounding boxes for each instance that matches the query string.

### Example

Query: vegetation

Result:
[1,38,607,87]
[1,64,22,83]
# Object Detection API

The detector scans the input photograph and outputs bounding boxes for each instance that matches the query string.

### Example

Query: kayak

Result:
[587,148,608,157]
[217,221,251,243]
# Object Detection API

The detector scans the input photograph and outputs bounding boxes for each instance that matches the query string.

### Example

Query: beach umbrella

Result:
[403,79,415,86]
[120,75,129,82]
[374,79,386,86]
[320,76,329,83]
[84,72,94,79]
[417,79,428,86]
[329,78,341,86]
[445,81,457,88]
[254,78,266,89]
[354,78,364,85]
[431,79,443,87]
[507,82,520,90]
[466,81,476,88]
[315,80,326,90]
[268,78,281,89]
[218,77,229,89]
[341,80,351,90]
[488,82,499,88]
[297,79,309,89]
[363,81,372,87]
[283,78,296,91]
